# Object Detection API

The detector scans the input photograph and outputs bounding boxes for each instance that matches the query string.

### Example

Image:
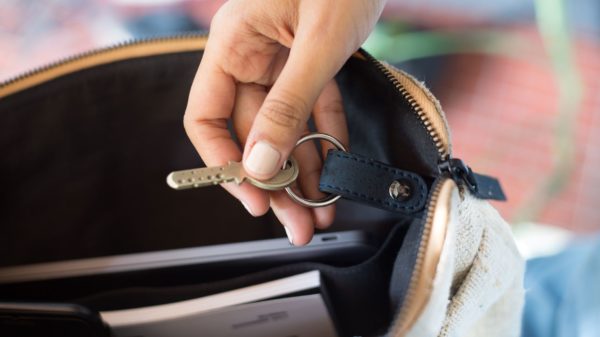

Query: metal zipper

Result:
[389,178,455,336]
[362,51,451,161]
[0,33,208,98]
[363,52,503,202]
[362,53,482,335]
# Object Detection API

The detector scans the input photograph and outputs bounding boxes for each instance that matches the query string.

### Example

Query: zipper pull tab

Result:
[439,158,507,201]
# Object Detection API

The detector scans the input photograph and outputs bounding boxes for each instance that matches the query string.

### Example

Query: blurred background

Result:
[1,0,598,250]
[1,0,599,335]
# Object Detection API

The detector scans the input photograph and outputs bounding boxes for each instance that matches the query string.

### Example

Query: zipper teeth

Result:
[363,51,451,330]
[363,53,448,159]
[0,33,207,89]
[393,178,444,333]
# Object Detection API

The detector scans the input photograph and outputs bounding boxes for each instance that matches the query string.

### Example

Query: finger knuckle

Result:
[260,95,307,130]
[182,113,197,133]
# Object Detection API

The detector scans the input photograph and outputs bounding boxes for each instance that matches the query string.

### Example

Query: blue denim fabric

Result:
[522,235,600,337]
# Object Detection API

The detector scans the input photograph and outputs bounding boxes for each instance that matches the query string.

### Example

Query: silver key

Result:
[166,157,299,191]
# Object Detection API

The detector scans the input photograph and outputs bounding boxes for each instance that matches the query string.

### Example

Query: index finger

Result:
[184,44,270,216]
[184,46,236,165]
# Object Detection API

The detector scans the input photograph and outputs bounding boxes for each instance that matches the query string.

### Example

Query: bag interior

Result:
[0,47,442,336]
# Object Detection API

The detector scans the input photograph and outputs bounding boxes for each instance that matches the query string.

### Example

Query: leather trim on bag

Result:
[391,178,455,335]
[0,37,208,98]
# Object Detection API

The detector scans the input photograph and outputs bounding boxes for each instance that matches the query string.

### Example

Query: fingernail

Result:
[283,226,294,245]
[245,141,281,177]
[241,201,254,216]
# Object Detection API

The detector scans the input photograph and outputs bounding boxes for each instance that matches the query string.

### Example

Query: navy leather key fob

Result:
[319,150,429,214]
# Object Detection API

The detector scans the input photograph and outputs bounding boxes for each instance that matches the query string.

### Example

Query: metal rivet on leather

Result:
[389,180,411,200]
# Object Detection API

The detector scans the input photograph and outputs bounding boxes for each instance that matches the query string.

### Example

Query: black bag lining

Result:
[0,46,442,336]
[73,220,416,337]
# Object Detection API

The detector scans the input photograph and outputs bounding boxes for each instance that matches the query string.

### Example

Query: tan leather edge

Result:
[385,64,452,158]
[392,178,456,335]
[353,50,368,60]
[0,37,207,98]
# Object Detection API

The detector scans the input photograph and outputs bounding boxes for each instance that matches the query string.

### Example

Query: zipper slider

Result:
[439,158,477,192]
[438,158,507,201]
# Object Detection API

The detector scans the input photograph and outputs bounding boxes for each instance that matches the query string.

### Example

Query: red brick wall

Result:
[439,28,600,232]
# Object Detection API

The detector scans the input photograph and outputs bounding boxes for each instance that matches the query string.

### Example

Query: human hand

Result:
[184,0,386,245]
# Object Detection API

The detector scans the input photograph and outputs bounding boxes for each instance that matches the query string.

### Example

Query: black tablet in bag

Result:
[0,231,375,337]
[0,230,377,285]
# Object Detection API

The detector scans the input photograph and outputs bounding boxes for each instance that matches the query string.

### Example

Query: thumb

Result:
[243,41,343,180]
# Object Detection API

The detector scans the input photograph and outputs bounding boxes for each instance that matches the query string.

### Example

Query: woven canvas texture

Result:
[406,189,525,337]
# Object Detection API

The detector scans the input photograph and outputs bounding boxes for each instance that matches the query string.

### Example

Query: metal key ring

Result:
[285,133,347,208]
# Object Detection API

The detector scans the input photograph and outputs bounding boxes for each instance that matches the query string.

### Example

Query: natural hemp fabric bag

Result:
[0,34,524,337]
